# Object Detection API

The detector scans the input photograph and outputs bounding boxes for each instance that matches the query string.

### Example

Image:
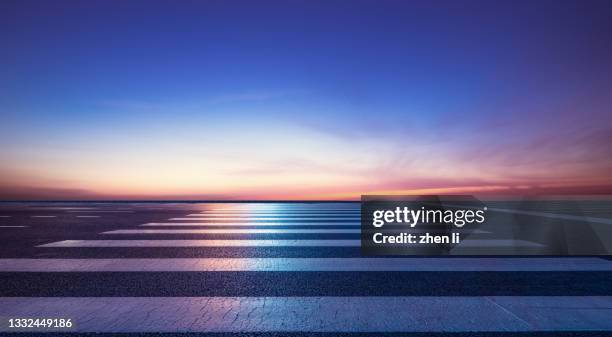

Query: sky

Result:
[1,0,612,200]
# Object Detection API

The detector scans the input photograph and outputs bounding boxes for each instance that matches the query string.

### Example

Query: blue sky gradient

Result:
[1,0,612,199]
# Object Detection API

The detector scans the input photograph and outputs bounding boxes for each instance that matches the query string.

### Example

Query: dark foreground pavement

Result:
[1,201,612,336]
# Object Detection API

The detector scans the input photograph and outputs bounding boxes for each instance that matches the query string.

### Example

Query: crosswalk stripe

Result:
[198,209,361,215]
[103,228,490,234]
[169,217,361,221]
[2,296,612,332]
[67,210,134,213]
[41,207,98,210]
[179,216,361,220]
[103,228,361,234]
[170,217,360,221]
[187,213,358,216]
[38,238,540,248]
[37,239,361,247]
[143,222,360,226]
[140,223,490,233]
[1,257,610,272]
[186,213,359,217]
[206,207,358,209]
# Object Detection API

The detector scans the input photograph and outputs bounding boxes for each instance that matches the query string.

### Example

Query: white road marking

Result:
[147,222,360,226]
[51,207,98,210]
[141,223,490,234]
[197,210,360,214]
[1,296,612,332]
[38,238,537,248]
[186,213,358,217]
[67,210,134,213]
[37,239,361,247]
[212,208,358,211]
[171,217,360,221]
[103,228,361,234]
[189,214,360,217]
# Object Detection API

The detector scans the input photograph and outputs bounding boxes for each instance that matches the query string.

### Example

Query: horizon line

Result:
[2,195,612,203]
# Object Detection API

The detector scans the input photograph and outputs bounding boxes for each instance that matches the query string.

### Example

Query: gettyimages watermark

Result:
[360,195,612,256]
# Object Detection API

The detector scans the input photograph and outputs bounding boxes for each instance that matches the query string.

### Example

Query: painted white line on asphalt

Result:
[67,211,134,213]
[38,238,534,248]
[171,217,361,221]
[198,210,360,213]
[148,222,360,227]
[207,211,359,214]
[141,223,490,234]
[0,257,610,272]
[186,213,358,217]
[58,207,98,209]
[205,208,359,210]
[76,216,101,218]
[37,239,360,247]
[190,214,360,217]
[30,216,57,218]
[1,296,612,332]
[103,228,360,234]
[0,226,26,228]
[0,216,13,218]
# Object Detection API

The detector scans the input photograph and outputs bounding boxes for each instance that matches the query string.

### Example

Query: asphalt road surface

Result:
[1,201,612,337]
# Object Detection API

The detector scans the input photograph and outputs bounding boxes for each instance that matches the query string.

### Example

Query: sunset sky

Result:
[1,0,612,200]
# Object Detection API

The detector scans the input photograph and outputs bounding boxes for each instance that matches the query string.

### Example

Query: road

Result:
[0,201,611,336]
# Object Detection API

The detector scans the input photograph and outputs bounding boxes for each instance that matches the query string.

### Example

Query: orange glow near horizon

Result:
[2,119,612,201]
